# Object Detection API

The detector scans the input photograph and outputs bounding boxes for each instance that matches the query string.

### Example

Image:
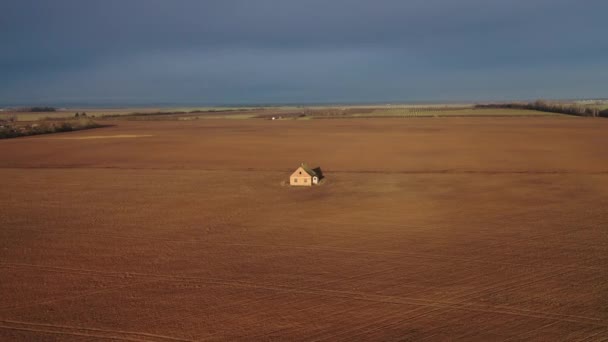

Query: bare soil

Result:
[1,117,607,341]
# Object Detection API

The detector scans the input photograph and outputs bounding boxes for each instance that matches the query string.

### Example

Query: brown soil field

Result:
[1,117,608,341]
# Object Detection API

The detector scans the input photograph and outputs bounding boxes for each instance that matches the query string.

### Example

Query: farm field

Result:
[1,116,608,340]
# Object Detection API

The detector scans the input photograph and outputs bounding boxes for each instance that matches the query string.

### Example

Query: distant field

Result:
[352,107,563,118]
[186,113,259,120]
[1,107,268,122]
[1,105,567,122]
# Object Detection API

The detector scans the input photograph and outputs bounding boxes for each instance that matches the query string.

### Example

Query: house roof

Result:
[299,163,317,177]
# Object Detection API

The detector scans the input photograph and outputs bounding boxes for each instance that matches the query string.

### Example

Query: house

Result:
[290,163,320,186]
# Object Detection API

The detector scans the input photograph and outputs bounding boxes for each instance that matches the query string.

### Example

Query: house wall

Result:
[290,167,313,186]
[290,175,312,186]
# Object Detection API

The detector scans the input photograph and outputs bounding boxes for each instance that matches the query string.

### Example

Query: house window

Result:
[294,179,297,183]
[304,179,308,183]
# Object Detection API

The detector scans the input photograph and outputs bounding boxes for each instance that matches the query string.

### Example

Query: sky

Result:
[1,0,607,106]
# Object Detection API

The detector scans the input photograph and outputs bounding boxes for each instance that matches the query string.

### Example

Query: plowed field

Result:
[1,117,608,341]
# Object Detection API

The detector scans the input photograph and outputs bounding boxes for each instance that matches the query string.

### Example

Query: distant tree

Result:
[30,107,57,112]
[57,122,73,132]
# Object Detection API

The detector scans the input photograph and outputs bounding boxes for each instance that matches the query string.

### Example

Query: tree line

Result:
[0,119,103,139]
[476,100,607,117]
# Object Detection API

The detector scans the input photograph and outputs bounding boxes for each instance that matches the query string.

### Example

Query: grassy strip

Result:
[102,108,254,120]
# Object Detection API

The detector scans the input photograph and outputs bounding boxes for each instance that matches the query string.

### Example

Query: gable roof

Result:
[294,163,317,177]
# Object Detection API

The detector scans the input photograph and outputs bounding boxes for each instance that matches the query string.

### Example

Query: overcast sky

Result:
[1,0,607,106]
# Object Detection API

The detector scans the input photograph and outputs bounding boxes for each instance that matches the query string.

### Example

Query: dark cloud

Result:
[1,0,607,105]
